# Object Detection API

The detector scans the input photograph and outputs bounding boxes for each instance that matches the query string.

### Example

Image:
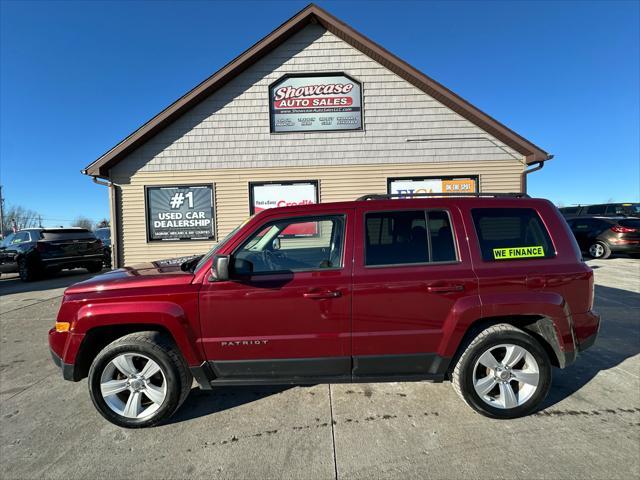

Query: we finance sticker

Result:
[493,246,545,260]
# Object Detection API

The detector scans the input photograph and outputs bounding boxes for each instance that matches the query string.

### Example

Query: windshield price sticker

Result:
[493,246,545,260]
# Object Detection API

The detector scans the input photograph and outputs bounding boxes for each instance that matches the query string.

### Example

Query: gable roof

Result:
[84,3,551,179]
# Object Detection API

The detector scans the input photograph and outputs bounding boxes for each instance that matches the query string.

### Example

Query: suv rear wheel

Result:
[451,324,551,419]
[588,241,611,259]
[88,331,192,428]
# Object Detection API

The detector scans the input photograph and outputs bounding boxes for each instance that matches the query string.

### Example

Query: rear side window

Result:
[365,210,456,266]
[41,230,95,241]
[472,208,554,261]
[560,207,579,214]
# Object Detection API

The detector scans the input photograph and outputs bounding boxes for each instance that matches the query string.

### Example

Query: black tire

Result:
[588,241,611,259]
[86,262,103,273]
[18,258,38,282]
[88,331,192,428]
[451,323,551,419]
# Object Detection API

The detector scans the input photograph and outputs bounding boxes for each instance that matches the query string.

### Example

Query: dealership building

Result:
[84,4,551,268]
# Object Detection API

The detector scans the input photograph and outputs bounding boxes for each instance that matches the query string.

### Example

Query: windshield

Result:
[95,229,110,241]
[0,233,15,247]
[191,218,253,272]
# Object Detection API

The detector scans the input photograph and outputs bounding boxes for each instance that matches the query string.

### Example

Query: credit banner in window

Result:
[250,182,318,236]
[270,74,362,133]
[146,185,214,241]
[389,178,477,198]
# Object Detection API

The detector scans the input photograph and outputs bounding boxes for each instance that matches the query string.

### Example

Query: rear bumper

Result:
[609,244,640,254]
[577,331,598,352]
[41,254,103,269]
[573,310,601,352]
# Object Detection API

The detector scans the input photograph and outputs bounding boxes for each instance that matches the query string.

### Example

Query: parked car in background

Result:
[566,216,640,259]
[0,228,104,281]
[560,203,640,218]
[49,194,600,428]
[94,227,112,268]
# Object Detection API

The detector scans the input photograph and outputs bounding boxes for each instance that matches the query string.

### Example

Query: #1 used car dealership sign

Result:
[146,185,215,241]
[270,73,362,132]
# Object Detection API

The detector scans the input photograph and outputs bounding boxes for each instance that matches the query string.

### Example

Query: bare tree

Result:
[2,205,42,234]
[95,218,110,229]
[72,216,94,230]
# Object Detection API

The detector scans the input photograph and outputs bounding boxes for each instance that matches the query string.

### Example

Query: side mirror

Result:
[272,237,281,250]
[210,255,230,281]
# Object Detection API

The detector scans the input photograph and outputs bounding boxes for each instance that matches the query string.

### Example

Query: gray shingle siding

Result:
[112,24,524,177]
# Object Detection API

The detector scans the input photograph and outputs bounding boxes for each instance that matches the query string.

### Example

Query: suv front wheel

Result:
[88,332,192,428]
[452,324,551,419]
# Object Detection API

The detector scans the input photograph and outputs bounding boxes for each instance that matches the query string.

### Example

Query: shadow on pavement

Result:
[0,269,109,296]
[167,385,293,424]
[542,284,640,409]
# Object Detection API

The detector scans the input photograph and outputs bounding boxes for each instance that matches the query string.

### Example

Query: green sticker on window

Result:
[493,246,545,260]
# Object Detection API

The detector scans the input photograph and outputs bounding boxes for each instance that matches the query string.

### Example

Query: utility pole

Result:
[0,185,4,239]
[38,215,43,228]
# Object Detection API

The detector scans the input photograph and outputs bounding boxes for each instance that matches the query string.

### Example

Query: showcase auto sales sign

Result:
[270,74,362,132]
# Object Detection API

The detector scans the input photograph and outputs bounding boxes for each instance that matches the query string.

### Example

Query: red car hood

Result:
[64,261,195,294]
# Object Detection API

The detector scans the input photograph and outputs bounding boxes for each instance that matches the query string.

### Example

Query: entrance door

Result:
[199,210,353,383]
[351,206,479,378]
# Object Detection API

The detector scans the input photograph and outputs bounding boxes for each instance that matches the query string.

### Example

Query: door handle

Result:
[426,284,464,293]
[303,290,342,299]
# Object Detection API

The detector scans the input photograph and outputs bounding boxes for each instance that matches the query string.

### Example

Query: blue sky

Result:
[1,0,638,226]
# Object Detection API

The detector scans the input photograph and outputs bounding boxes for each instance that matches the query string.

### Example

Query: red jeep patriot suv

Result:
[49,194,600,428]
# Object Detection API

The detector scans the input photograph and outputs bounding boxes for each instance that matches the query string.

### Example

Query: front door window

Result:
[233,215,345,275]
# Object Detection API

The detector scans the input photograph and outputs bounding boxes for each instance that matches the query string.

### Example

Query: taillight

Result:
[611,225,636,233]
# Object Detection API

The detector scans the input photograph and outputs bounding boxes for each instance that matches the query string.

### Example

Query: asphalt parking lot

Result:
[1,259,639,480]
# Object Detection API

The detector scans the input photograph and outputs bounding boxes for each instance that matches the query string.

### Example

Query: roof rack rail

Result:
[356,192,530,201]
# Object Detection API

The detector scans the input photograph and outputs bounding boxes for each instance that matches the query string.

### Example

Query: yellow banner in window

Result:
[493,246,545,260]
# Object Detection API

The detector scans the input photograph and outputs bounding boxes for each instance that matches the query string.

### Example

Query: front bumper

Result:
[50,348,77,381]
[49,327,84,381]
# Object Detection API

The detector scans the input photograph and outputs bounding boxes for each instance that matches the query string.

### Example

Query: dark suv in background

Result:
[560,203,640,218]
[0,228,104,281]
[567,217,640,259]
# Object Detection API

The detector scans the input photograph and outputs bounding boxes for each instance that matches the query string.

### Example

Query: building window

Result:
[249,181,319,237]
[145,184,215,242]
[388,176,478,198]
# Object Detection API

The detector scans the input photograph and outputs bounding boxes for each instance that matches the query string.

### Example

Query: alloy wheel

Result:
[589,243,604,258]
[472,343,540,409]
[100,353,167,419]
